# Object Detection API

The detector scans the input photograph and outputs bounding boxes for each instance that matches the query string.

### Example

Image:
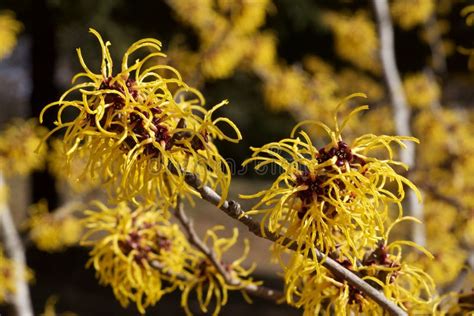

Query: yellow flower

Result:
[403,73,440,109]
[263,65,309,112]
[303,55,334,75]
[285,220,434,315]
[390,0,434,30]
[0,11,22,60]
[324,11,380,73]
[25,200,82,253]
[218,0,271,35]
[0,119,47,176]
[245,32,277,72]
[40,29,241,207]
[201,33,250,79]
[181,227,260,316]
[81,201,192,314]
[243,95,420,260]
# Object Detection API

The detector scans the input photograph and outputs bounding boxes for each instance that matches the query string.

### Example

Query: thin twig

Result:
[174,197,231,282]
[182,172,407,316]
[172,196,285,302]
[372,0,426,247]
[423,10,447,76]
[441,251,474,294]
[420,183,464,211]
[0,173,33,316]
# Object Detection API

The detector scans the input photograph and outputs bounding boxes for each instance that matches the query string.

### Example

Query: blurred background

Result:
[0,0,473,315]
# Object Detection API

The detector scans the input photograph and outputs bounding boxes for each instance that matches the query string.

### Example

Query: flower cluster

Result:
[166,0,271,79]
[82,202,258,315]
[244,96,435,313]
[40,29,241,207]
[403,73,440,109]
[25,200,82,253]
[390,0,434,30]
[323,11,380,73]
[0,119,47,176]
[285,236,435,315]
[82,202,188,313]
[244,96,419,259]
[0,10,22,60]
[408,107,474,288]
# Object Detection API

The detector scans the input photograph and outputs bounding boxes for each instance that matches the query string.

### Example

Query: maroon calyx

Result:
[118,227,171,266]
[293,170,339,220]
[317,141,366,168]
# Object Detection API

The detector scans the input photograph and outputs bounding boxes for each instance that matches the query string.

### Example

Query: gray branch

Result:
[372,0,426,247]
[0,174,33,316]
[172,197,285,302]
[183,172,407,316]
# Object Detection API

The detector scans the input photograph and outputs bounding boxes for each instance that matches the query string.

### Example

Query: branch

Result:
[174,197,231,282]
[423,10,447,76]
[441,251,474,294]
[420,182,464,211]
[182,172,407,316]
[372,0,426,247]
[172,197,285,303]
[0,173,34,316]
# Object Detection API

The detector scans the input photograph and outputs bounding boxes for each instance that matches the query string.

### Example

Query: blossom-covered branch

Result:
[182,171,407,316]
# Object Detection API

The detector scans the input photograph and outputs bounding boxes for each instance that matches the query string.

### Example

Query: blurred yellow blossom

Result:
[245,32,277,72]
[0,11,22,60]
[324,11,380,73]
[0,119,47,176]
[26,200,82,253]
[201,34,250,79]
[403,73,440,109]
[166,0,271,80]
[390,0,434,30]
[263,65,309,112]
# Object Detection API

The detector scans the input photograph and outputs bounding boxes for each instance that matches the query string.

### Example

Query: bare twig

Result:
[420,182,464,210]
[0,173,33,316]
[182,172,407,316]
[441,251,474,294]
[372,0,426,247]
[174,197,231,282]
[423,11,447,76]
[172,197,285,302]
